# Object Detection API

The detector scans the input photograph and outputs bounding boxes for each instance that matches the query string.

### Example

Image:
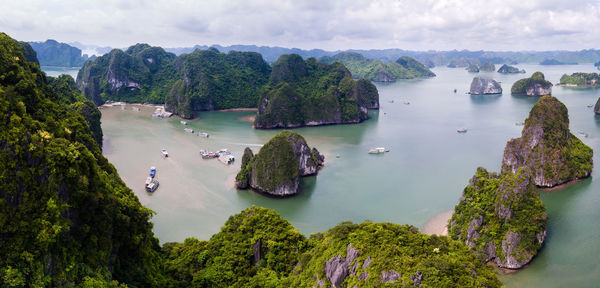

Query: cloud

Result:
[1,0,599,51]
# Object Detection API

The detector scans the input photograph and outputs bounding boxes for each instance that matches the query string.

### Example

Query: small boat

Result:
[403,101,410,105]
[200,149,218,159]
[180,120,187,125]
[368,147,386,154]
[336,154,340,158]
[146,179,159,192]
[515,122,524,126]
[150,166,156,178]
[454,89,457,93]
[578,131,589,137]
[132,106,141,111]
[121,105,126,110]
[388,100,394,103]
[161,149,169,157]
[145,176,153,187]
[457,128,468,133]
[218,154,235,165]
[198,132,209,138]
[587,104,594,108]
[184,128,194,133]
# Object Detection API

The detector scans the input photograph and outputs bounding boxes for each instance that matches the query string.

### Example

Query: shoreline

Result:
[217,108,258,112]
[422,209,453,236]
[540,177,586,192]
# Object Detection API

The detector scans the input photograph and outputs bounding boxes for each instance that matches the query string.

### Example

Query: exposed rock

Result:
[595,97,600,115]
[449,167,547,269]
[381,270,401,283]
[502,96,593,187]
[497,64,525,74]
[358,271,368,281]
[252,239,262,266]
[325,255,348,288]
[466,64,479,73]
[237,131,323,196]
[480,62,496,72]
[362,256,371,269]
[410,271,423,286]
[511,72,553,96]
[469,77,502,95]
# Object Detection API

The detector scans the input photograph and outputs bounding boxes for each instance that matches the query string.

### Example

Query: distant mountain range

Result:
[29,39,600,68]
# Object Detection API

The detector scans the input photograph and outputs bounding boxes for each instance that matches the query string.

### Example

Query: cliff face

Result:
[511,72,553,96]
[481,62,496,72]
[449,167,547,269]
[469,77,502,95]
[235,130,324,196]
[595,97,600,114]
[502,96,593,187]
[255,54,379,129]
[466,64,479,73]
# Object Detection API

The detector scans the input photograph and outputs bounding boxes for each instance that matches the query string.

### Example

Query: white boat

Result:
[578,131,589,137]
[161,149,169,157]
[198,132,209,138]
[146,179,159,192]
[184,128,194,133]
[368,147,386,154]
[587,104,594,108]
[515,122,524,126]
[457,128,468,133]
[403,101,410,105]
[218,154,235,164]
[132,106,141,111]
[145,176,153,187]
[180,120,187,125]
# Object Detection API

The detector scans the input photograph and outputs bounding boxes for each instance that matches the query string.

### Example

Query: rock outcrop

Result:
[449,167,547,269]
[254,54,379,129]
[466,64,479,73]
[497,64,525,74]
[502,96,593,187]
[480,62,496,72]
[235,130,324,196]
[469,77,502,95]
[511,72,553,96]
[595,97,600,115]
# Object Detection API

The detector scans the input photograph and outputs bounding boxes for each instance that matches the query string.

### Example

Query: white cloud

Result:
[0,0,599,51]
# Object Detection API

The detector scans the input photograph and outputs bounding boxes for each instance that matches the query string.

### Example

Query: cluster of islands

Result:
[0,32,598,287]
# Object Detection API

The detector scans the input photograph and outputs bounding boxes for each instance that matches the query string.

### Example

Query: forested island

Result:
[29,39,90,67]
[559,72,600,86]
[511,72,553,96]
[319,52,435,82]
[1,32,505,287]
[77,44,380,127]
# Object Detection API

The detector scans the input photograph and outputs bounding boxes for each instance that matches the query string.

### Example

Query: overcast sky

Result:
[1,0,599,51]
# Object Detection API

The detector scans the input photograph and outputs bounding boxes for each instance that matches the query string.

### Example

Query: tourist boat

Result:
[184,128,194,133]
[453,89,457,93]
[578,131,589,137]
[218,154,235,164]
[515,122,524,126]
[587,104,594,108]
[457,128,468,133]
[200,149,218,159]
[198,132,209,138]
[145,176,153,187]
[368,147,386,154]
[132,106,140,111]
[161,149,169,157]
[146,179,159,192]
[150,166,156,178]
[180,120,187,125]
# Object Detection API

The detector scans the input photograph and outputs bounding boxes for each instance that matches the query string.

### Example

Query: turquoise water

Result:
[41,66,79,79]
[84,64,600,286]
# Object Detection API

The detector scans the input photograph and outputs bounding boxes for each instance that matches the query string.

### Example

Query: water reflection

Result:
[469,93,502,104]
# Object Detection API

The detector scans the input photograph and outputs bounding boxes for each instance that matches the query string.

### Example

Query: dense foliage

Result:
[497,64,524,74]
[320,52,435,82]
[255,54,379,128]
[449,167,547,268]
[511,72,552,95]
[0,32,165,287]
[559,72,600,86]
[165,49,271,118]
[28,39,88,67]
[502,96,593,186]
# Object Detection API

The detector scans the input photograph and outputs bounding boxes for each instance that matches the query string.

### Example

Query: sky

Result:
[1,0,599,52]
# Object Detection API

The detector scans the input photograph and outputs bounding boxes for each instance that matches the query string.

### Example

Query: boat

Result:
[146,179,159,192]
[457,128,468,133]
[150,166,156,178]
[184,128,194,133]
[403,101,410,105]
[587,104,594,108]
[198,132,209,138]
[200,149,218,159]
[388,100,394,103]
[578,131,589,137]
[453,89,457,93]
[180,120,187,125]
[218,154,235,164]
[145,176,153,187]
[161,149,169,157]
[515,122,524,126]
[132,106,140,111]
[120,104,126,110]
[368,147,386,154]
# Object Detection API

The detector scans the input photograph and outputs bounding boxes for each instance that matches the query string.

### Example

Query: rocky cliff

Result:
[595,97,600,114]
[449,167,547,269]
[469,77,502,95]
[235,130,324,196]
[255,54,379,129]
[497,64,525,74]
[502,96,593,187]
[511,72,553,96]
[481,61,496,72]
[466,64,479,73]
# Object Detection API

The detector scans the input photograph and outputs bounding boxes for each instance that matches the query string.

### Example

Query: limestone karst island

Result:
[2,1,600,287]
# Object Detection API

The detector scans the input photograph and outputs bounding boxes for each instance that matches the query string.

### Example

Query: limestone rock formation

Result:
[595,97,600,115]
[511,72,553,96]
[502,96,593,187]
[449,167,547,269]
[497,64,525,74]
[235,130,324,196]
[466,64,479,73]
[480,61,496,72]
[469,77,502,95]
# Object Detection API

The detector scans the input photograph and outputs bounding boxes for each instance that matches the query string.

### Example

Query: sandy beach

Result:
[422,209,454,236]
[237,115,256,123]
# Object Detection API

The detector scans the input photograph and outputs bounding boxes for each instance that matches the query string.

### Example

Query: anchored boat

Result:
[150,166,156,178]
[161,149,169,157]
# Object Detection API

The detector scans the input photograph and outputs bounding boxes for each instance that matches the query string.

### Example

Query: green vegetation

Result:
[540,59,576,65]
[497,64,524,74]
[480,62,495,72]
[502,96,593,186]
[320,52,435,82]
[236,130,323,195]
[0,32,165,287]
[449,167,547,269]
[255,54,379,128]
[511,72,553,95]
[559,72,600,86]
[29,39,88,67]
